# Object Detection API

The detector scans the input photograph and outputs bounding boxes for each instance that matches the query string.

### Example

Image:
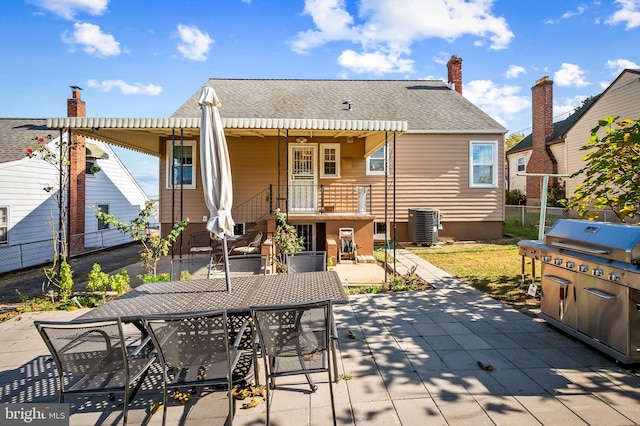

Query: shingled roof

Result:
[172,79,506,134]
[0,118,53,164]
[507,94,601,154]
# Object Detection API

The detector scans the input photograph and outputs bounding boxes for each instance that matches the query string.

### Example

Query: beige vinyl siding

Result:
[565,71,640,197]
[506,150,530,194]
[549,142,566,175]
[382,133,504,223]
[160,131,505,228]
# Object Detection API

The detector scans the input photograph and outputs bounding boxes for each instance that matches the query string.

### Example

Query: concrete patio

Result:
[1,249,639,425]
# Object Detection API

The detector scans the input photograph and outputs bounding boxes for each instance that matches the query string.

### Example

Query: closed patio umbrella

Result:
[199,86,235,290]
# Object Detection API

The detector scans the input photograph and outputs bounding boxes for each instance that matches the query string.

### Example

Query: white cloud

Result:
[87,79,163,95]
[176,24,213,61]
[505,65,526,79]
[605,58,640,75]
[464,80,530,127]
[606,0,640,29]
[545,4,587,24]
[553,63,589,87]
[554,95,586,121]
[62,22,120,58]
[337,49,415,74]
[27,0,108,20]
[290,0,514,75]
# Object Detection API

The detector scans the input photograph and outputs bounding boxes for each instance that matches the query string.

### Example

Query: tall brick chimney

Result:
[526,76,557,206]
[68,86,86,254]
[447,55,463,95]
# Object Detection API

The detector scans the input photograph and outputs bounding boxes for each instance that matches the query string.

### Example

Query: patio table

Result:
[76,271,348,322]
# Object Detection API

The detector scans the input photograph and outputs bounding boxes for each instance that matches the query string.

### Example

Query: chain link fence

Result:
[505,205,627,229]
[0,228,133,274]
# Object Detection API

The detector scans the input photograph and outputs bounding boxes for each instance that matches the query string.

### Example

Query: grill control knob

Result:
[543,255,552,262]
[593,268,604,277]
[565,261,575,269]
[579,264,589,272]
[554,258,563,265]
[609,273,620,282]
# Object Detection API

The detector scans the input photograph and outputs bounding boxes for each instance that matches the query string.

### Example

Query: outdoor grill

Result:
[519,219,640,364]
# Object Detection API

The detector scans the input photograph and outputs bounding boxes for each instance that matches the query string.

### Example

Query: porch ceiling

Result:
[46,117,407,157]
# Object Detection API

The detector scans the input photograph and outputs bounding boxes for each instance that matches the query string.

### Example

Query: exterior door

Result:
[289,144,317,212]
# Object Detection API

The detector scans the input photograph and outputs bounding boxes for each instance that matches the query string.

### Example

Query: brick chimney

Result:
[526,76,557,206]
[447,55,463,95]
[67,86,86,254]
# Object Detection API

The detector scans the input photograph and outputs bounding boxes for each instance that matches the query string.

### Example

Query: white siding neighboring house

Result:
[0,118,148,274]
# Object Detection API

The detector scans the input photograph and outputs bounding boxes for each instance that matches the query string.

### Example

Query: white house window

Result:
[517,157,526,172]
[166,140,196,189]
[366,145,386,176]
[0,206,8,245]
[469,140,498,187]
[320,143,340,178]
[97,204,109,230]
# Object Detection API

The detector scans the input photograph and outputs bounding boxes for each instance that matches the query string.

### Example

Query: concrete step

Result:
[357,255,376,264]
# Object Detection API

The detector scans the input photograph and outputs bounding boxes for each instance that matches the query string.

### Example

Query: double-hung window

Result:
[320,143,340,178]
[366,145,386,176]
[517,157,526,173]
[469,140,498,188]
[166,140,196,189]
[0,206,8,245]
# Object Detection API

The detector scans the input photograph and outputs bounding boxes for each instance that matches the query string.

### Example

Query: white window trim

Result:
[320,143,340,178]
[166,140,197,189]
[0,206,8,245]
[517,156,526,172]
[469,140,498,188]
[366,145,387,176]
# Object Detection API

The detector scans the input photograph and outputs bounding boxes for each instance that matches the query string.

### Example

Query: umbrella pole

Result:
[222,237,231,291]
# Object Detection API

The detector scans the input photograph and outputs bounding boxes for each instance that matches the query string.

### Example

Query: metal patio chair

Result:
[230,232,263,255]
[285,250,327,273]
[35,318,155,425]
[188,231,213,263]
[212,254,268,277]
[142,310,241,426]
[250,299,336,426]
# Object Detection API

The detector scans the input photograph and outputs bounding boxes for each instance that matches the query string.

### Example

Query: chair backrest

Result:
[143,311,230,371]
[35,318,128,376]
[251,299,332,373]
[227,254,267,275]
[189,231,212,248]
[247,232,263,247]
[285,251,327,273]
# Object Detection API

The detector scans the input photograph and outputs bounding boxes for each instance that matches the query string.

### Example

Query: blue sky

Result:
[2,0,639,198]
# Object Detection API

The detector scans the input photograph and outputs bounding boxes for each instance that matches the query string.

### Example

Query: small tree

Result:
[565,116,640,221]
[273,211,303,272]
[25,134,74,299]
[95,202,188,276]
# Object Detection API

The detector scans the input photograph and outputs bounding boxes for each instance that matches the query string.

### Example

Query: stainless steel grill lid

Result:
[544,219,640,264]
